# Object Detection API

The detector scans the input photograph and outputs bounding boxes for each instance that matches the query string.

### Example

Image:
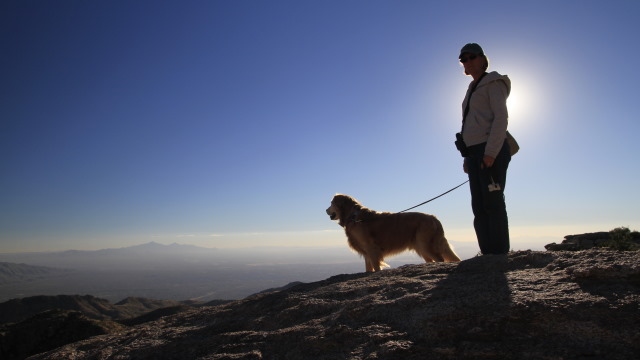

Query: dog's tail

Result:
[434,219,461,262]
[442,242,461,262]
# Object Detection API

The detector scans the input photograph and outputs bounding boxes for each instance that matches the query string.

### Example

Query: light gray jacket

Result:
[461,71,511,158]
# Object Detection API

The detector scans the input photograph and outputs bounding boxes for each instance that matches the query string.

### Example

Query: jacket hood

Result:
[477,71,511,96]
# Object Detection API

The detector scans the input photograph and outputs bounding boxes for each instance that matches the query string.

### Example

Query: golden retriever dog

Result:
[326,194,460,272]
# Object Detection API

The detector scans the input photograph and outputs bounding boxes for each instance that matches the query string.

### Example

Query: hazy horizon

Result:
[0,240,473,302]
[0,229,558,255]
[0,228,623,302]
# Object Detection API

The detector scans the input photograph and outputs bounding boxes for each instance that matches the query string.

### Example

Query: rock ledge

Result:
[30,249,639,360]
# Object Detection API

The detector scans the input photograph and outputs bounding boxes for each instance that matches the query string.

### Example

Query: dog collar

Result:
[348,209,363,224]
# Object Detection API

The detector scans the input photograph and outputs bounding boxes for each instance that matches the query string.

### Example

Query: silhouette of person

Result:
[458,43,511,254]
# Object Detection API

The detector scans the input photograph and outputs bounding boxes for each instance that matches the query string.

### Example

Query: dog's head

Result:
[326,194,359,226]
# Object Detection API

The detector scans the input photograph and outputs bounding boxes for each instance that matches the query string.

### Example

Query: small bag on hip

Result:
[505,131,519,156]
[454,132,469,157]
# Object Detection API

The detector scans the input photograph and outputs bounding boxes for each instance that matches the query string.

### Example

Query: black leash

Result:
[398,180,469,213]
[396,76,484,213]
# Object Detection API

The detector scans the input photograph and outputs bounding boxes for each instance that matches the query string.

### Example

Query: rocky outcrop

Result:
[545,230,640,251]
[30,249,640,360]
[0,309,125,360]
[0,295,203,360]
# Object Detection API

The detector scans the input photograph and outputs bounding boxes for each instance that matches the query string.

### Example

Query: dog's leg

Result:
[364,251,385,272]
[431,227,461,262]
[415,229,443,263]
[364,257,375,272]
[367,249,385,272]
[373,260,384,272]
[417,251,436,263]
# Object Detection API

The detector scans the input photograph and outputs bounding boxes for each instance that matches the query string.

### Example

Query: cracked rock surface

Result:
[31,250,640,360]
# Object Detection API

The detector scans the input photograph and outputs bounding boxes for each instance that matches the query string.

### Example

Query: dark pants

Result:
[466,141,511,254]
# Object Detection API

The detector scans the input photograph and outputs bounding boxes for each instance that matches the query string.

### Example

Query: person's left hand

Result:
[483,155,495,168]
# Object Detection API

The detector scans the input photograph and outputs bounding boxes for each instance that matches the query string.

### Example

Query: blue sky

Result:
[2,0,639,254]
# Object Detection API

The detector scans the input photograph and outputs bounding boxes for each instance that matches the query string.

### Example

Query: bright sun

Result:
[507,91,520,118]
[504,71,538,129]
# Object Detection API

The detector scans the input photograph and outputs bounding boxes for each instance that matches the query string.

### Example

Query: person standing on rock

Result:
[457,43,511,255]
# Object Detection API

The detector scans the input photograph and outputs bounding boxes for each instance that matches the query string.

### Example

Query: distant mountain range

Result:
[0,242,391,302]
[0,294,186,324]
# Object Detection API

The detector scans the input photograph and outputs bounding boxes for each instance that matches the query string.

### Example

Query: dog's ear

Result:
[333,194,359,227]
[333,194,352,208]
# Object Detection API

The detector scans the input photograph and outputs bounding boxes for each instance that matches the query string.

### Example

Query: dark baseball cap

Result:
[459,43,484,59]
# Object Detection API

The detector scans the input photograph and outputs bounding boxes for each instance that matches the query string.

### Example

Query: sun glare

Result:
[505,72,538,132]
[508,85,530,123]
[507,91,519,116]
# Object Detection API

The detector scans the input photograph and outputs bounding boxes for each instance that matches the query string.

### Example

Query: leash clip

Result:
[488,176,501,192]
